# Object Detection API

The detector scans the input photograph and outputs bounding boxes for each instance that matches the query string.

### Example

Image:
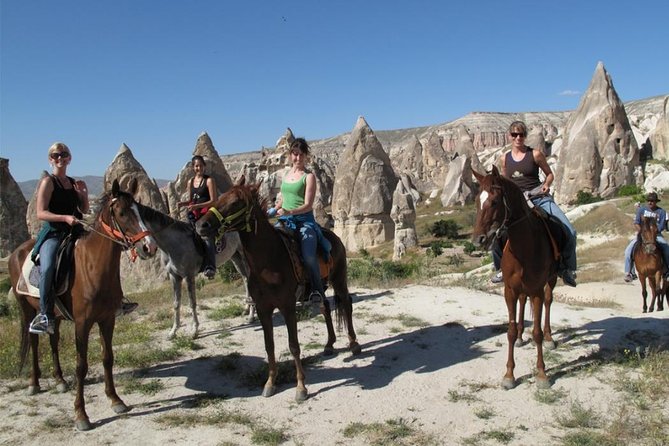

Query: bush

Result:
[428,219,460,238]
[462,241,476,255]
[219,261,242,283]
[427,242,443,257]
[617,184,643,197]
[574,190,601,205]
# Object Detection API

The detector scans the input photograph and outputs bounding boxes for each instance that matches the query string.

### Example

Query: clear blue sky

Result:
[2,0,668,182]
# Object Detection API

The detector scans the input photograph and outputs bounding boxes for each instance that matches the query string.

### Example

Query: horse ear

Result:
[472,169,484,183]
[112,179,120,196]
[491,165,501,177]
[236,175,246,186]
[128,178,138,196]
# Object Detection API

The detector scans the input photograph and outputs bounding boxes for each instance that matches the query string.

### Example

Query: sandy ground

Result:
[1,280,668,445]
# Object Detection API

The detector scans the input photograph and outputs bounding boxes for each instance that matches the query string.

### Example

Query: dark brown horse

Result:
[472,167,557,390]
[633,216,666,312]
[195,177,360,401]
[8,179,158,431]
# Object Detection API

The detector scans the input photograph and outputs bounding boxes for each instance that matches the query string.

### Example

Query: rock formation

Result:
[0,158,30,256]
[441,154,477,207]
[332,116,398,252]
[391,175,418,260]
[165,132,234,220]
[649,96,669,160]
[554,62,640,203]
[26,171,50,238]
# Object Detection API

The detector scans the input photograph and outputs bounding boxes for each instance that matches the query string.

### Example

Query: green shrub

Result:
[462,241,476,255]
[617,184,643,197]
[219,261,241,283]
[428,219,460,238]
[427,242,443,257]
[574,190,601,205]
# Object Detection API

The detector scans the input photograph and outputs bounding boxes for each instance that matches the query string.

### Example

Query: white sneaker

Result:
[490,271,503,284]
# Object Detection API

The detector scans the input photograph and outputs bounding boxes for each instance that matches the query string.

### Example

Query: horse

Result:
[633,216,666,313]
[131,201,252,338]
[8,179,158,431]
[472,166,558,390]
[194,177,361,401]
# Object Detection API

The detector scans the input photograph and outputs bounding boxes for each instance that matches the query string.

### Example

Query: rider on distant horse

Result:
[623,191,669,282]
[490,121,578,287]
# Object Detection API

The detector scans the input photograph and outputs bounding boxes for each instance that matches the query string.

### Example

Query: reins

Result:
[208,200,256,242]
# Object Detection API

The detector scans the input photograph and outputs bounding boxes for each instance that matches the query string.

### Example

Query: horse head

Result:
[639,216,659,254]
[98,179,158,259]
[196,175,266,240]
[471,166,513,249]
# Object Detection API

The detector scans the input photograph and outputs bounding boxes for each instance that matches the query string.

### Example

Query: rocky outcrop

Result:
[649,96,669,160]
[441,154,477,207]
[391,175,418,260]
[554,62,639,204]
[26,171,50,238]
[332,116,398,252]
[103,144,168,291]
[165,132,234,220]
[0,158,30,256]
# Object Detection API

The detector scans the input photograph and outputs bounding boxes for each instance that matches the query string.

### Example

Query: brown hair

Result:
[508,121,528,136]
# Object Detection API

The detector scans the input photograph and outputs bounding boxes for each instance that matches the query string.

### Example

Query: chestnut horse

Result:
[633,216,666,312]
[472,167,558,389]
[8,179,158,431]
[195,177,361,401]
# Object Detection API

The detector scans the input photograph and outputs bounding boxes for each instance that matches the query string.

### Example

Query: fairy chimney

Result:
[0,158,30,255]
[391,174,418,260]
[331,116,398,251]
[554,62,639,203]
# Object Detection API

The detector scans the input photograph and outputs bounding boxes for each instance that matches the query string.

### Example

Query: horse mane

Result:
[135,201,192,232]
[234,182,271,219]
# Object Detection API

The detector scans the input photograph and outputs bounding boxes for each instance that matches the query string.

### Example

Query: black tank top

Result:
[505,148,541,192]
[49,175,82,231]
[190,175,211,204]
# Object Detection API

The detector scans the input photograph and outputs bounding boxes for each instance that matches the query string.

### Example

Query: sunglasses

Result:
[50,152,71,160]
[510,132,526,138]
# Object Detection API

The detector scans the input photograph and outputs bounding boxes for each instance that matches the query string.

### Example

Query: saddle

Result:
[16,233,81,321]
[275,224,333,303]
[530,207,567,265]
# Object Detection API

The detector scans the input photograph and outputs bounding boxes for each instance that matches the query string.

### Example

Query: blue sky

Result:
[2,0,668,182]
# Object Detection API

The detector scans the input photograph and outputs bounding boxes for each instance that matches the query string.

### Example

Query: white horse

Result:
[135,202,253,338]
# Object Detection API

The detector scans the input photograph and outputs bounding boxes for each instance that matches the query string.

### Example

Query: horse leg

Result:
[502,288,518,390]
[319,299,337,356]
[21,302,41,395]
[516,294,527,347]
[257,306,278,398]
[73,320,94,431]
[531,295,550,389]
[168,273,183,339]
[99,318,129,415]
[640,276,649,313]
[49,320,68,393]
[542,285,556,350]
[281,306,308,402]
[230,251,255,324]
[186,276,199,339]
[649,275,658,313]
[659,277,666,311]
[331,275,361,355]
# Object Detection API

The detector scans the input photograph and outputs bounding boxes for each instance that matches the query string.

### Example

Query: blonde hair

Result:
[48,142,70,157]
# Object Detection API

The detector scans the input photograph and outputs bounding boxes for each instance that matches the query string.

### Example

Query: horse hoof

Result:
[262,386,276,398]
[112,402,130,414]
[295,389,308,402]
[515,339,524,347]
[543,340,557,350]
[55,382,68,393]
[350,342,362,356]
[26,386,40,396]
[323,346,335,356]
[501,378,516,390]
[167,330,177,340]
[536,378,551,389]
[75,418,93,431]
[190,331,199,340]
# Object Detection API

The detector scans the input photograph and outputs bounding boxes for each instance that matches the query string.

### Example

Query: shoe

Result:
[29,314,54,335]
[120,298,139,316]
[624,272,636,283]
[561,270,577,287]
[490,271,503,284]
[203,266,216,280]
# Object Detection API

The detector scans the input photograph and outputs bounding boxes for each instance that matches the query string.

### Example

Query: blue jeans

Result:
[533,196,577,272]
[624,235,669,274]
[299,225,324,295]
[38,236,60,319]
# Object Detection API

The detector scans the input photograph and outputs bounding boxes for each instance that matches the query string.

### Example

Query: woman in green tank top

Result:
[274,138,329,303]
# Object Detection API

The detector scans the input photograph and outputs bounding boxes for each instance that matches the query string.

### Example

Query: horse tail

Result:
[11,287,30,373]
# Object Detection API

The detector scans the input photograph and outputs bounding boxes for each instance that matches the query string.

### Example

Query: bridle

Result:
[84,197,153,261]
[207,200,255,242]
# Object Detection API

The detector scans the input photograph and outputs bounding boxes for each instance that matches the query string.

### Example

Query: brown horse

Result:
[633,216,666,312]
[8,179,158,431]
[195,177,360,401]
[472,167,558,389]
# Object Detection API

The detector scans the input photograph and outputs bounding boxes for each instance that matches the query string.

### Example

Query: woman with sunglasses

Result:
[29,143,138,334]
[490,121,578,287]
